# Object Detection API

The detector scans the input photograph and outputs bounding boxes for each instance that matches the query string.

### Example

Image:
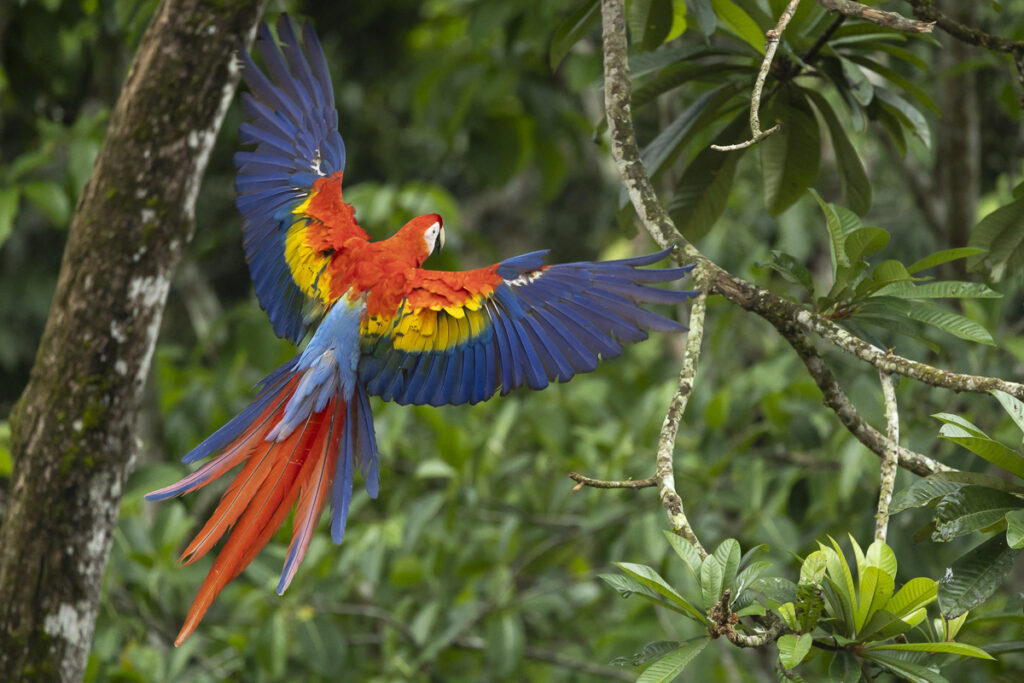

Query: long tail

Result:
[146,360,379,646]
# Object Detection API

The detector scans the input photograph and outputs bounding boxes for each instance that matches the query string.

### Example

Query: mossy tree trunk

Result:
[0,0,266,679]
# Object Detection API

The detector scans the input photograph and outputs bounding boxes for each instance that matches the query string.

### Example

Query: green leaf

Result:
[613,641,683,667]
[844,227,889,262]
[874,101,907,157]
[641,84,738,182]
[22,180,71,227]
[800,551,828,585]
[600,572,665,602]
[859,608,922,641]
[992,390,1024,442]
[839,57,873,106]
[713,538,741,592]
[637,637,710,683]
[763,250,815,293]
[761,97,821,216]
[812,190,853,277]
[867,641,996,660]
[844,53,939,116]
[632,61,747,111]
[928,470,1024,494]
[885,577,937,618]
[905,303,994,345]
[938,423,1024,477]
[615,563,709,623]
[933,486,1023,541]
[690,0,717,36]
[871,259,915,286]
[748,576,798,608]
[865,540,897,579]
[938,535,1021,617]
[700,554,725,610]
[630,0,675,52]
[663,529,703,581]
[968,197,1024,281]
[710,0,765,53]
[874,87,931,148]
[932,412,986,437]
[1006,509,1024,549]
[549,0,599,69]
[667,0,688,41]
[777,633,813,669]
[810,88,873,215]
[0,186,18,248]
[824,538,857,631]
[415,459,457,479]
[668,115,746,241]
[872,281,1001,299]
[735,560,773,599]
[856,567,895,632]
[860,652,948,683]
[907,247,988,274]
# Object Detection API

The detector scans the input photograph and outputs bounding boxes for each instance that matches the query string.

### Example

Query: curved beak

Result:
[438,226,446,252]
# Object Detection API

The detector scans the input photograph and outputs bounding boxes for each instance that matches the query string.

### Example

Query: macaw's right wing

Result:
[358,249,697,406]
[235,15,368,343]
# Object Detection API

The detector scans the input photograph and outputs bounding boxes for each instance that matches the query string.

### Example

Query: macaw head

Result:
[394,213,445,264]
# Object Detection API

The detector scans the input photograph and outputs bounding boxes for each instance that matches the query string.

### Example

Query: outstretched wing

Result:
[236,16,367,343]
[358,249,697,406]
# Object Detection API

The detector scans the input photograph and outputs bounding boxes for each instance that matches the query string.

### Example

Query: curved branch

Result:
[710,0,801,152]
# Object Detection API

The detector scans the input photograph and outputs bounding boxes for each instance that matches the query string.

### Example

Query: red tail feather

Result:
[173,395,345,646]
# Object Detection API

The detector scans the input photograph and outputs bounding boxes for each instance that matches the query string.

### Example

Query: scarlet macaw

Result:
[147,15,697,645]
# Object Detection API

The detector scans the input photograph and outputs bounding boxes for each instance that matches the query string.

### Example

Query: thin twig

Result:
[711,0,802,151]
[818,0,933,33]
[568,472,658,490]
[875,372,900,542]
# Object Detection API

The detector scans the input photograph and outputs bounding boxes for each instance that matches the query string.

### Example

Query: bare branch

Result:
[711,0,801,152]
[875,372,900,542]
[655,270,711,558]
[818,0,934,33]
[568,472,658,490]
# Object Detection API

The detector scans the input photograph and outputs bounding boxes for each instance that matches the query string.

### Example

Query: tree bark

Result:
[0,1,266,680]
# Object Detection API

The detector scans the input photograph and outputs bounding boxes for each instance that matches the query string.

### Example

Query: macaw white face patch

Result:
[423,221,444,255]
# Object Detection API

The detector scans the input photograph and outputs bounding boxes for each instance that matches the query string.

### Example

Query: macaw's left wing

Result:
[358,248,697,406]
[236,16,367,343]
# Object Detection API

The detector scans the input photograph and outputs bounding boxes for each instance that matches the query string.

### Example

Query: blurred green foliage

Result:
[4,0,1024,680]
